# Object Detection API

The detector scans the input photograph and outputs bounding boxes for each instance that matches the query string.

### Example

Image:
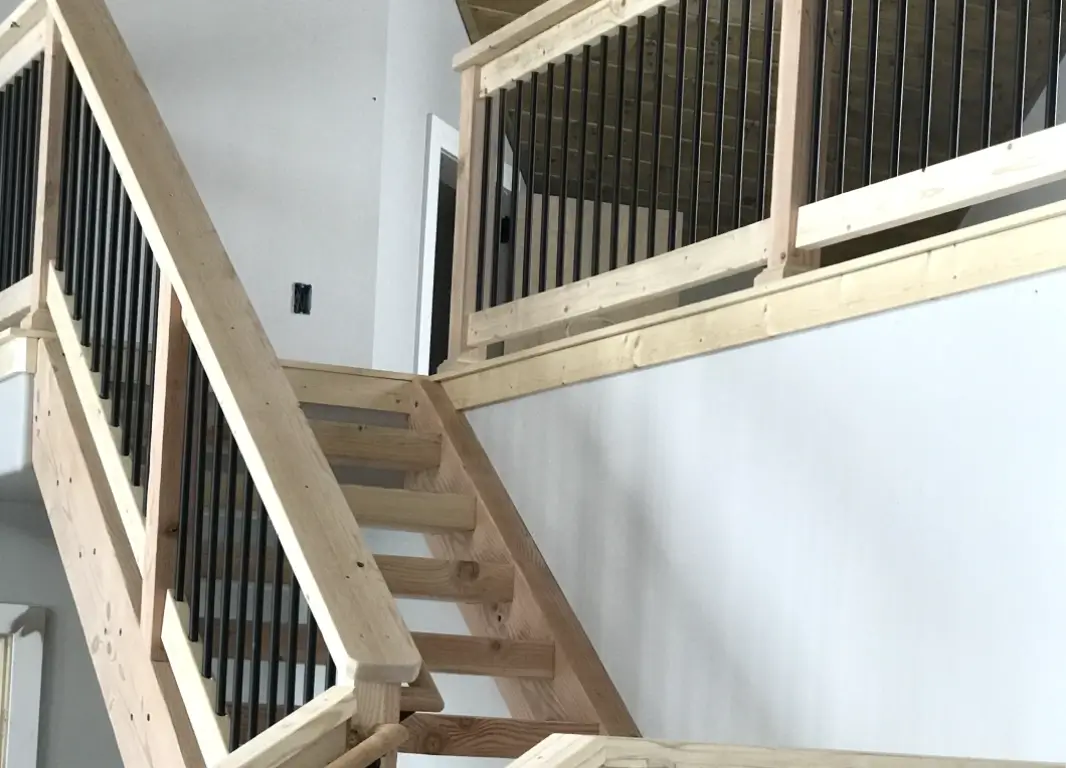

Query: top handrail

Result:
[453,0,599,70]
[45,0,420,685]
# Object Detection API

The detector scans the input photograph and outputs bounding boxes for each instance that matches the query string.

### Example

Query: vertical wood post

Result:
[448,66,487,362]
[759,0,818,283]
[26,20,68,328]
[142,280,191,660]
[348,683,401,768]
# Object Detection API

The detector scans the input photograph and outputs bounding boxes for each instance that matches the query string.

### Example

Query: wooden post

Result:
[348,683,401,768]
[142,280,191,660]
[25,19,68,329]
[448,66,488,363]
[758,0,818,284]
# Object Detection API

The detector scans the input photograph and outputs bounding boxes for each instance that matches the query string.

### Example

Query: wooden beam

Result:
[344,485,476,534]
[467,220,769,347]
[0,0,46,63]
[400,714,600,759]
[448,66,487,360]
[0,15,44,86]
[795,122,1066,250]
[453,0,601,70]
[142,283,189,660]
[0,276,31,330]
[760,0,817,282]
[479,0,671,96]
[378,555,513,603]
[312,420,442,472]
[282,362,412,413]
[509,734,607,768]
[436,196,1066,410]
[47,0,419,683]
[25,18,67,326]
[348,683,401,768]
[402,666,444,713]
[407,380,639,734]
[327,724,409,768]
[33,339,204,768]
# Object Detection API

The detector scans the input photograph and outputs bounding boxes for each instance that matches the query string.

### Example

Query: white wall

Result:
[0,501,121,768]
[467,268,1066,762]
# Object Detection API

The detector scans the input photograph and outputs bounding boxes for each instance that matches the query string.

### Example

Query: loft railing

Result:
[448,0,1066,363]
[0,0,420,766]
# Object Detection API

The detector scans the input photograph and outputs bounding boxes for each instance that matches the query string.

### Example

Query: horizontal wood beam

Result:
[796,123,1066,250]
[401,714,600,758]
[343,485,477,533]
[437,196,1066,410]
[380,555,513,603]
[282,362,413,413]
[0,7,45,86]
[467,220,768,347]
[312,420,442,472]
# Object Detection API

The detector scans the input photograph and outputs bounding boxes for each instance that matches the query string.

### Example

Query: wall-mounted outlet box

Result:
[292,283,312,315]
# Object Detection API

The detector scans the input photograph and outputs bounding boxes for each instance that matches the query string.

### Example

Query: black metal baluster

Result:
[756,0,775,218]
[187,370,210,641]
[22,60,42,280]
[94,161,118,382]
[1048,1,1062,129]
[174,348,198,602]
[506,82,523,302]
[99,181,125,400]
[247,498,269,738]
[230,464,254,749]
[919,0,935,167]
[522,72,538,298]
[131,256,158,488]
[490,93,506,307]
[303,614,318,703]
[592,38,609,273]
[982,0,997,148]
[629,18,647,261]
[56,70,77,274]
[77,124,100,345]
[891,0,908,175]
[119,218,143,455]
[668,2,687,250]
[863,0,880,185]
[610,27,627,267]
[109,203,133,427]
[1014,0,1029,138]
[326,658,337,687]
[538,63,555,292]
[836,0,855,194]
[0,87,11,289]
[86,134,108,357]
[950,0,966,157]
[67,90,89,297]
[265,531,285,725]
[2,77,21,290]
[574,49,591,279]
[733,0,752,228]
[216,442,240,716]
[10,71,28,288]
[284,572,300,713]
[475,97,491,311]
[202,404,226,678]
[711,0,728,233]
[556,55,573,285]
[648,10,667,254]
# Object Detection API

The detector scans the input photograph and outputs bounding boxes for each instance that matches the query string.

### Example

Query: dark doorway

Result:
[429,156,457,375]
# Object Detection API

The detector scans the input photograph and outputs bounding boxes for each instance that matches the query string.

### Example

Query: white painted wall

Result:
[468,268,1066,763]
[0,501,121,768]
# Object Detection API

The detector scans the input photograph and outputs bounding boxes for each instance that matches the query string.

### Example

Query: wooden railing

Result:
[0,0,420,766]
[512,735,1065,768]
[448,0,1066,364]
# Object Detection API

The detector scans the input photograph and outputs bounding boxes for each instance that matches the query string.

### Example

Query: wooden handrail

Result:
[453,0,601,70]
[46,0,420,684]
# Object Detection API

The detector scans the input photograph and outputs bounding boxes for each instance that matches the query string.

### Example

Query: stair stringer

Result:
[404,377,639,736]
[31,338,204,768]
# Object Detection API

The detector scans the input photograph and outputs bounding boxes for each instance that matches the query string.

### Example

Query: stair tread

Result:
[377,554,513,603]
[311,419,441,471]
[343,484,476,533]
[399,714,600,758]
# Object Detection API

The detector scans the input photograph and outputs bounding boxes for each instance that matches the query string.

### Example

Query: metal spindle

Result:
[950,0,967,157]
[202,405,226,678]
[187,370,210,641]
[668,3,687,250]
[216,443,240,716]
[810,0,829,200]
[574,48,591,279]
[538,63,555,292]
[87,135,108,359]
[247,499,269,738]
[891,0,908,175]
[733,0,752,227]
[8,72,26,288]
[174,347,198,603]
[327,658,337,688]
[303,616,318,704]
[490,93,506,307]
[1015,0,1029,138]
[56,70,77,273]
[629,18,647,262]
[21,61,42,280]
[506,82,523,302]
[230,466,254,749]
[556,56,573,285]
[711,0,729,233]
[0,88,11,289]
[284,573,301,713]
[836,0,855,194]
[131,257,159,488]
[93,161,117,380]
[863,0,880,185]
[77,124,101,345]
[592,38,608,274]
[265,535,285,725]
[756,0,775,217]
[648,10,666,253]
[522,72,538,298]
[475,97,491,311]
[111,210,135,428]
[610,28,627,268]
[982,0,997,148]
[1049,1,1062,129]
[99,175,123,398]
[68,91,90,299]
[119,218,143,454]
[919,0,936,167]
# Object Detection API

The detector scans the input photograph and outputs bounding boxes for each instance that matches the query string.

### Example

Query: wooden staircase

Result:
[283,362,640,760]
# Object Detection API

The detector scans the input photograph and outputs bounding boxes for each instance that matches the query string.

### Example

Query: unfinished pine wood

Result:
[47,267,146,569]
[26,19,67,325]
[142,283,189,660]
[453,0,601,69]
[349,683,401,768]
[407,379,639,733]
[33,339,204,768]
[437,196,1066,410]
[796,123,1066,250]
[402,667,445,714]
[47,0,419,683]
[218,686,358,768]
[467,220,769,347]
[761,0,817,281]
[328,724,409,768]
[283,363,412,413]
[0,15,44,86]
[449,66,487,359]
[417,632,555,678]
[0,276,31,329]
[378,554,514,603]
[344,485,476,533]
[401,714,601,758]
[509,734,606,768]
[313,420,442,471]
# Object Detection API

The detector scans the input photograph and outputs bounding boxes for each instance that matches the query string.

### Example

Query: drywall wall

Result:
[0,500,121,768]
[0,372,32,499]
[373,0,469,372]
[467,267,1066,762]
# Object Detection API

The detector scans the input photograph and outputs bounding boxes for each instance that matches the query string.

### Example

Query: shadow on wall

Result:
[0,373,36,502]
